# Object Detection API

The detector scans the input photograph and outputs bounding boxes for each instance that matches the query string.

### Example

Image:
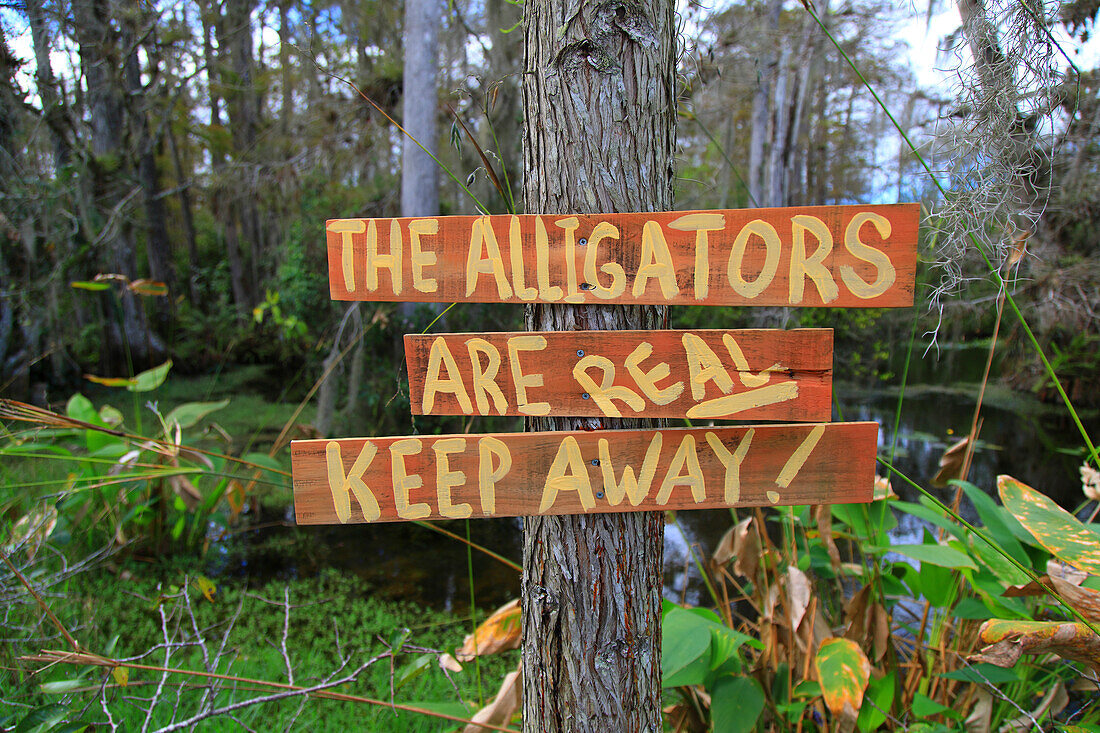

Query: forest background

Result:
[3,0,1100,729]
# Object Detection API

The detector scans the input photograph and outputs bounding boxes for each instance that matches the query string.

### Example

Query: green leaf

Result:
[128,360,172,392]
[395,654,433,689]
[241,452,284,474]
[879,543,977,570]
[14,704,68,733]
[70,280,111,291]
[815,638,871,716]
[892,500,964,540]
[998,474,1100,574]
[912,692,961,720]
[66,394,113,453]
[856,671,894,732]
[939,662,1021,684]
[39,680,83,694]
[711,675,765,733]
[166,399,230,430]
[958,480,1032,564]
[661,605,712,687]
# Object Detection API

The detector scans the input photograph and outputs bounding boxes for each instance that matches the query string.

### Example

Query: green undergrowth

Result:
[3,568,513,731]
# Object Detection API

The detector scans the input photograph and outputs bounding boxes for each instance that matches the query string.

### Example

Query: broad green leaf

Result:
[39,680,83,694]
[166,399,230,430]
[879,542,977,570]
[814,637,871,716]
[857,670,894,732]
[395,654,433,689]
[128,360,172,392]
[892,500,964,540]
[939,662,1021,684]
[957,480,1032,562]
[66,394,113,453]
[711,675,764,733]
[969,534,1029,585]
[912,692,961,720]
[661,605,713,687]
[999,474,1100,574]
[13,703,67,733]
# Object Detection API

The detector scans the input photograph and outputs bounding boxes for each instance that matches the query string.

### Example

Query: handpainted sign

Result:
[291,423,878,524]
[404,328,832,421]
[326,204,918,307]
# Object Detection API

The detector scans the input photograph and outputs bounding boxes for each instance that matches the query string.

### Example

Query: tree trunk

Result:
[26,0,70,169]
[521,1,675,729]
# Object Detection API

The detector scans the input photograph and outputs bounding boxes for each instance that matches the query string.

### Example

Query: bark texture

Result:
[401,0,440,218]
[521,1,675,730]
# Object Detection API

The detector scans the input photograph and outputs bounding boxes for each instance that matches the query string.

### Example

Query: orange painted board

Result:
[291,422,878,525]
[326,204,917,308]
[404,328,832,421]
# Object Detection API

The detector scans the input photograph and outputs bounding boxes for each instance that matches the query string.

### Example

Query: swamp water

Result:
[209,345,1099,611]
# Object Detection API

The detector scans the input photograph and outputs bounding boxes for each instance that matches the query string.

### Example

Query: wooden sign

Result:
[326,204,917,308]
[291,423,878,524]
[404,328,832,421]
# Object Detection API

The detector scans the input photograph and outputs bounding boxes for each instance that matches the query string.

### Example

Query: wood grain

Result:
[404,328,832,420]
[291,422,878,524]
[326,204,918,307]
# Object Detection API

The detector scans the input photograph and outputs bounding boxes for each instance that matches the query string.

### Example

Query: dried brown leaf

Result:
[438,653,463,673]
[932,437,970,488]
[1050,574,1100,624]
[786,565,812,631]
[971,619,1100,672]
[965,688,993,733]
[457,599,521,661]
[732,517,760,579]
[1082,462,1100,502]
[1048,558,1088,586]
[998,682,1067,733]
[711,524,736,568]
[464,667,521,733]
[169,475,202,511]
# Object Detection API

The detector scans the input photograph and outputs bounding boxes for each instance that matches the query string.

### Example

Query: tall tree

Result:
[401,0,440,219]
[521,0,675,729]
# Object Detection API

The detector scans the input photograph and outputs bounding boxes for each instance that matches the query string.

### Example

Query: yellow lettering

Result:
[656,434,705,505]
[477,437,511,515]
[625,342,683,405]
[682,332,734,401]
[687,382,799,419]
[572,354,644,418]
[555,217,584,303]
[727,219,780,298]
[775,425,825,489]
[325,441,380,522]
[723,333,779,388]
[422,337,473,414]
[633,221,680,298]
[466,338,507,415]
[535,218,563,301]
[360,220,402,294]
[509,215,537,301]
[789,215,838,305]
[670,213,725,300]
[327,220,365,292]
[584,222,626,299]
[466,217,513,299]
[539,436,595,512]
[409,219,438,293]
[433,437,471,519]
[598,434,661,506]
[841,212,896,299]
[391,438,430,520]
[507,335,550,416]
[705,430,754,504]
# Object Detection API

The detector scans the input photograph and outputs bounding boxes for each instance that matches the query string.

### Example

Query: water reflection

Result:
[214,376,1097,611]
